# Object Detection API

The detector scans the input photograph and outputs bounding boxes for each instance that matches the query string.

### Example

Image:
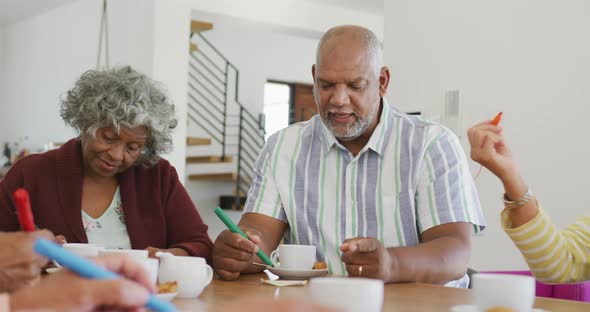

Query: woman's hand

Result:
[467,120,528,202]
[467,121,519,183]
[9,254,154,312]
[54,235,67,245]
[0,230,54,292]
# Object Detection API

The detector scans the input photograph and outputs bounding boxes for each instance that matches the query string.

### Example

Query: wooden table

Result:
[171,274,590,311]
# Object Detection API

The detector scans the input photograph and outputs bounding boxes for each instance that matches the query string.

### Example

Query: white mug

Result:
[99,248,149,261]
[158,255,213,298]
[472,273,535,312]
[270,244,316,270]
[54,243,105,267]
[98,249,156,285]
[309,277,384,312]
[138,258,159,286]
[62,243,105,256]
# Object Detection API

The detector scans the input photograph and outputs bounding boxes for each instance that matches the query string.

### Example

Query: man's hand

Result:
[9,254,154,312]
[212,229,262,280]
[212,213,287,280]
[340,237,396,282]
[0,230,55,292]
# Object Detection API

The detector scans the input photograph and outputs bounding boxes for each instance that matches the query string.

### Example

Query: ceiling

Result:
[0,0,384,27]
[0,0,76,26]
[308,0,383,15]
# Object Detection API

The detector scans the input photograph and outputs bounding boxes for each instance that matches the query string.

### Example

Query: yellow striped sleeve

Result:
[502,204,590,283]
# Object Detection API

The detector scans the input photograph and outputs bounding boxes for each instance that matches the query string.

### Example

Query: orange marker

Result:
[491,112,503,126]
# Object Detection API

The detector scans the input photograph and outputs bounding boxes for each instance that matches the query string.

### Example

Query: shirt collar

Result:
[318,98,392,157]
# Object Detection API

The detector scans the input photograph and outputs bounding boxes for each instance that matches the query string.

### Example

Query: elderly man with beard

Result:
[212,25,485,287]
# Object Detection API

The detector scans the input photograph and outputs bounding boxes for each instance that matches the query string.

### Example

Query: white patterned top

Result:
[82,186,132,249]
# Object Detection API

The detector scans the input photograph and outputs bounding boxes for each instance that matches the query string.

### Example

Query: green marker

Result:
[214,207,274,267]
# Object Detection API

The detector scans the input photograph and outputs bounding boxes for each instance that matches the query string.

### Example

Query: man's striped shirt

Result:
[244,101,486,286]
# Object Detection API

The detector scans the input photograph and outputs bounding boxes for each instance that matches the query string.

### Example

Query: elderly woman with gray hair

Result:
[0,66,213,263]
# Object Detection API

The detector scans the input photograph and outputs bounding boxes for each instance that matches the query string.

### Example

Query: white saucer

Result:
[156,292,178,302]
[450,304,548,312]
[46,267,62,274]
[266,266,328,280]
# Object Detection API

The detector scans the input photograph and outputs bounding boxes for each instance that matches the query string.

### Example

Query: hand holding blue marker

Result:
[34,239,177,312]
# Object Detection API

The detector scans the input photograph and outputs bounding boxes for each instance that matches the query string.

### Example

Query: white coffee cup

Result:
[472,273,535,312]
[98,249,155,285]
[309,277,384,312]
[157,255,213,298]
[138,258,159,286]
[54,243,105,267]
[62,243,105,256]
[99,249,149,261]
[270,244,316,270]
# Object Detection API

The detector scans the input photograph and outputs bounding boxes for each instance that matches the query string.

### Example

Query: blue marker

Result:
[34,239,177,312]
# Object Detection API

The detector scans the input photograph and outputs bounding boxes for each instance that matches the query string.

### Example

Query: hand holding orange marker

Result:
[474,112,503,180]
[491,112,503,126]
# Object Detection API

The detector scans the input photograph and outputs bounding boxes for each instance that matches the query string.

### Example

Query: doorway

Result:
[289,83,317,124]
[263,80,317,139]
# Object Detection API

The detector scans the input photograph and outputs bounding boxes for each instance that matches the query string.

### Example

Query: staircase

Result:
[186,21,265,210]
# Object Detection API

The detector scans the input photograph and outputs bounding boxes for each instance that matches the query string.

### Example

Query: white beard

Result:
[322,101,379,141]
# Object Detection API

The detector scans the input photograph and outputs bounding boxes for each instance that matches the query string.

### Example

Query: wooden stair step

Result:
[191,20,213,33]
[188,173,236,181]
[187,137,211,146]
[219,195,247,211]
[186,156,233,164]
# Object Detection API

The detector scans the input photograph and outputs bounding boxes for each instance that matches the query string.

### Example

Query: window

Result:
[263,82,290,140]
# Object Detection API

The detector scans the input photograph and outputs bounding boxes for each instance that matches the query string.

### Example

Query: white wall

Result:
[0,0,153,147]
[0,0,100,149]
[0,0,191,178]
[0,26,4,117]
[151,0,191,182]
[184,0,383,41]
[0,26,3,70]
[186,179,238,241]
[384,0,590,271]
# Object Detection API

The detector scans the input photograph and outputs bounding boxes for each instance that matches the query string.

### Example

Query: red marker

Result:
[14,188,36,232]
[491,112,503,126]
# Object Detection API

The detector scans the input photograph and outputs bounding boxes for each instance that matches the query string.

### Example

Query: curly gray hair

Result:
[60,66,178,166]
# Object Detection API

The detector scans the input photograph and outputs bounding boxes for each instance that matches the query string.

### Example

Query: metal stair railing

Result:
[188,32,266,209]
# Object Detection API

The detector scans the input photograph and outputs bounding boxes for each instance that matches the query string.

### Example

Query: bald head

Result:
[315,25,382,76]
